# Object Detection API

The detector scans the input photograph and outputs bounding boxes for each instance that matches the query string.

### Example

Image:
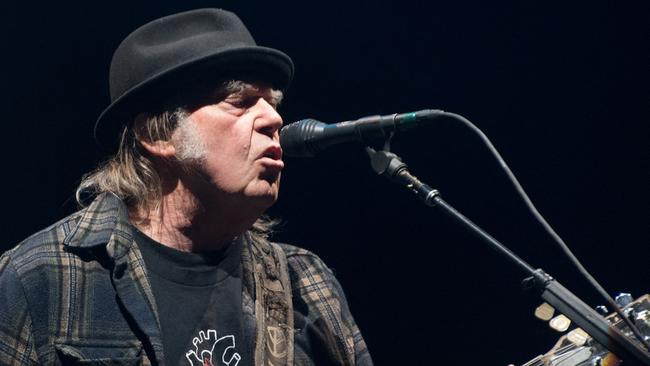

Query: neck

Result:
[130,178,259,253]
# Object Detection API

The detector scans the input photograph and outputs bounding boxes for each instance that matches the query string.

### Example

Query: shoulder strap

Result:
[249,239,294,366]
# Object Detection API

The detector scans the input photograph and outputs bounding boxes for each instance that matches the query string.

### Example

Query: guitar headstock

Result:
[521,294,650,366]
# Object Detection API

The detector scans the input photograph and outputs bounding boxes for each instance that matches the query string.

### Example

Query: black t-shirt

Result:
[135,229,251,366]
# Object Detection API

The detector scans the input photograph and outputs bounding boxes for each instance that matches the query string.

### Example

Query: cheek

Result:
[193,113,251,156]
[199,129,254,174]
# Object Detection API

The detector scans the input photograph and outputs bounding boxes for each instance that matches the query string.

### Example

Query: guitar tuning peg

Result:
[567,328,589,346]
[549,314,571,332]
[595,305,609,316]
[534,302,555,321]
[615,293,633,308]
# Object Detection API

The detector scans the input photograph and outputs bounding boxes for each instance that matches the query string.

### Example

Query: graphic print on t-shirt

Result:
[185,329,241,366]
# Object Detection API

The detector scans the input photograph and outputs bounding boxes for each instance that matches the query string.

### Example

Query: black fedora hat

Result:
[94,8,294,149]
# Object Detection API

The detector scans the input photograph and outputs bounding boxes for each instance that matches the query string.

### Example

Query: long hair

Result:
[76,81,278,243]
[76,110,182,212]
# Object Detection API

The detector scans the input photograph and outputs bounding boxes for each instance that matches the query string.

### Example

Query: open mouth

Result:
[261,146,283,160]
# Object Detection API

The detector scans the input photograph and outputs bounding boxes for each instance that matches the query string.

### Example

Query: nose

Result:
[254,98,283,138]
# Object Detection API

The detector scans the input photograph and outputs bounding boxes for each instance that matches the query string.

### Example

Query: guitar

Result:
[520,294,650,366]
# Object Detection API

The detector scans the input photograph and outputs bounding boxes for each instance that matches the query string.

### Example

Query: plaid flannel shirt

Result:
[0,193,371,365]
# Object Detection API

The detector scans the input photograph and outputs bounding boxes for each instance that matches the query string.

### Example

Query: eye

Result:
[221,91,279,112]
[229,96,259,109]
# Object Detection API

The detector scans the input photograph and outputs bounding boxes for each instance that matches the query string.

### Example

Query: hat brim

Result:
[94,45,294,150]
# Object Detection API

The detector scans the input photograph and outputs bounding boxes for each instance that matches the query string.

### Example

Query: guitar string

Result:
[521,356,544,366]
[521,342,578,366]
[553,344,585,364]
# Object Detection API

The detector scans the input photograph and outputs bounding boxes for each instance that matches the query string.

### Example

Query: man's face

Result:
[173,81,285,210]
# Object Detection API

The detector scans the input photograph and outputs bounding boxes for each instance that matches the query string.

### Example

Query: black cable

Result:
[438,110,650,352]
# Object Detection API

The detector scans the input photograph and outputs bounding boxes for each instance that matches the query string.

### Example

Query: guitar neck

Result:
[519,294,650,366]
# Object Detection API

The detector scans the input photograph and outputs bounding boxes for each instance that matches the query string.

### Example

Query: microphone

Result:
[280,109,445,157]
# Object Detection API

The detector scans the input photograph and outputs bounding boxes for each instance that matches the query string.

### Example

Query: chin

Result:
[245,195,277,215]
[241,177,280,207]
[260,188,279,204]
[248,187,279,207]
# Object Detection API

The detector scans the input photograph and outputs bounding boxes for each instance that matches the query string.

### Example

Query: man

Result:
[0,9,372,366]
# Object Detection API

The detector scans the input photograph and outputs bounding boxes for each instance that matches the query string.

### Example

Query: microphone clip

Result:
[366,145,439,206]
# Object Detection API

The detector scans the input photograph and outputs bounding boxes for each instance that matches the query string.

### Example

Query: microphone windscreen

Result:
[280,119,326,157]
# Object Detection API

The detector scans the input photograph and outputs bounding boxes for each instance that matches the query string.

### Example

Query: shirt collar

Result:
[63,192,134,256]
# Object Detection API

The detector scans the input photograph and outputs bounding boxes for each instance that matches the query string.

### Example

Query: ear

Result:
[139,138,176,158]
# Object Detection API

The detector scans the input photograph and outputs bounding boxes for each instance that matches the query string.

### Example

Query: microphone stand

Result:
[366,147,650,366]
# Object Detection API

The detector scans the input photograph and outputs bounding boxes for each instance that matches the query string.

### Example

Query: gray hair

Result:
[76,80,281,243]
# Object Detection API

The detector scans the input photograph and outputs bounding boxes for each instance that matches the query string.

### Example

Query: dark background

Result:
[2,1,648,364]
